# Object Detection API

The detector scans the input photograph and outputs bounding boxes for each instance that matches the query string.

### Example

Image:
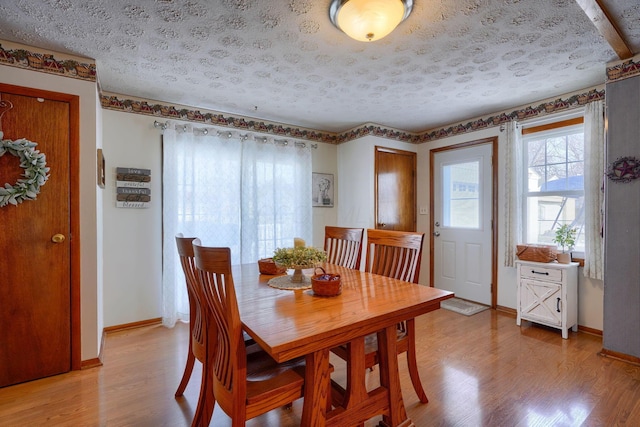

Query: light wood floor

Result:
[2,309,640,426]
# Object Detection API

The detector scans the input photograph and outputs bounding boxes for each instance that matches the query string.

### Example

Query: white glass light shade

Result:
[330,0,413,42]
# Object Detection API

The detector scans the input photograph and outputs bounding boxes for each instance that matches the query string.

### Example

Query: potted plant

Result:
[553,224,577,264]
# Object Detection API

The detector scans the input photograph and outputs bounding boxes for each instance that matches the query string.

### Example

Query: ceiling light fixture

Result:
[329,0,413,42]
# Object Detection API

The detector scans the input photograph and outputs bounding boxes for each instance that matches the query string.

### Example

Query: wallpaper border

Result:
[0,39,613,145]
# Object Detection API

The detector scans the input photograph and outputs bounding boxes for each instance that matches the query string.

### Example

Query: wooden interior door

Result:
[375,146,416,231]
[0,85,79,387]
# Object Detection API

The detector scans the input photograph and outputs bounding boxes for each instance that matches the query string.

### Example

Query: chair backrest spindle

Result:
[324,226,364,270]
[364,229,425,283]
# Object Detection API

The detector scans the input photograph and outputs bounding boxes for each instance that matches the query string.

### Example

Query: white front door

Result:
[432,143,493,305]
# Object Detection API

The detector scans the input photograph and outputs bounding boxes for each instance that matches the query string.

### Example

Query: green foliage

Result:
[272,246,327,268]
[0,133,50,207]
[553,224,577,253]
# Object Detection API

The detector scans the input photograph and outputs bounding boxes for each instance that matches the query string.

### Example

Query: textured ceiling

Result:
[0,0,639,133]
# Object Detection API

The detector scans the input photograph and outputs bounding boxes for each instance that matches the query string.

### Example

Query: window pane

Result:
[527,166,545,192]
[543,165,567,191]
[528,140,545,166]
[546,137,566,164]
[523,122,585,251]
[568,134,583,161]
[526,194,585,251]
[443,161,480,228]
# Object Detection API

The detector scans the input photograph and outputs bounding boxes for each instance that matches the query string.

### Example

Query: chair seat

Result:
[246,349,306,381]
[246,351,305,405]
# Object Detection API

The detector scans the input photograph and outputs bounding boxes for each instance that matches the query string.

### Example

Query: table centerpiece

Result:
[271,238,327,285]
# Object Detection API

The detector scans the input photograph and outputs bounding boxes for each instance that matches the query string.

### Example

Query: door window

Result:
[442,160,481,229]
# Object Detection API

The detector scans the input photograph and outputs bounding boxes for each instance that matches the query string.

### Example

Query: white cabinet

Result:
[516,260,579,339]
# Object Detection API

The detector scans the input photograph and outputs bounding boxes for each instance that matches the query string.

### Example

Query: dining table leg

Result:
[377,325,414,427]
[343,336,368,409]
[302,347,332,427]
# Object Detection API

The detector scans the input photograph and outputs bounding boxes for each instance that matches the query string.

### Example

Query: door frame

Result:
[429,137,498,308]
[1,83,81,370]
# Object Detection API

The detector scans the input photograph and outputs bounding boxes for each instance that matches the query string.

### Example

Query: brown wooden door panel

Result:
[0,91,71,386]
[375,147,416,231]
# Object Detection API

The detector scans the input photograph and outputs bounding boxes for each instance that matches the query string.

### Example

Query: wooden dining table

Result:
[233,262,454,427]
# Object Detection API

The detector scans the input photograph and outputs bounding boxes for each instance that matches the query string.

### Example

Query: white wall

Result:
[312,141,338,247]
[101,111,163,327]
[336,127,603,331]
[101,111,338,327]
[337,135,417,230]
[1,66,103,360]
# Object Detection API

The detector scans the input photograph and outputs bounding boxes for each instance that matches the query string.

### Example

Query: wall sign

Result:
[607,156,640,183]
[116,167,151,208]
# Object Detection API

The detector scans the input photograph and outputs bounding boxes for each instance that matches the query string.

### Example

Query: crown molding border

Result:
[102,86,604,146]
[1,39,606,145]
[335,122,422,144]
[417,86,605,143]
[100,92,339,145]
[0,40,96,82]
[606,54,640,84]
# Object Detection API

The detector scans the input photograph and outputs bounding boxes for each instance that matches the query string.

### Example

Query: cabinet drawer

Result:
[520,265,562,282]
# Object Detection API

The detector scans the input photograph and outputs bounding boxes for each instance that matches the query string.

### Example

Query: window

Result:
[442,160,481,229]
[161,128,312,326]
[522,119,585,252]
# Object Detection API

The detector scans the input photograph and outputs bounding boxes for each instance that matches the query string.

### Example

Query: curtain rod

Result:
[153,120,317,149]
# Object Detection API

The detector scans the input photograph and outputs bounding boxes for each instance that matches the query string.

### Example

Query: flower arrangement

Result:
[272,246,327,269]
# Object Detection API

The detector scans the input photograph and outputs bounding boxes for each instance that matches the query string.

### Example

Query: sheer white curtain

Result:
[162,126,312,326]
[583,100,605,280]
[240,138,312,263]
[503,121,522,267]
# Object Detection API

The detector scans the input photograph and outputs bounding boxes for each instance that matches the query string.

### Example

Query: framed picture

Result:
[312,173,334,207]
[97,148,105,189]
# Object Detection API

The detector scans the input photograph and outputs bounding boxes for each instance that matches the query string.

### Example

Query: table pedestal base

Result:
[302,325,414,427]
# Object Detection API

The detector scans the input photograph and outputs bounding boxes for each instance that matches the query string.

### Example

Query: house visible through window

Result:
[522,118,585,253]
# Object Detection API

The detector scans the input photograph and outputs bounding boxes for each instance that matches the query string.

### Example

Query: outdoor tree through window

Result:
[522,119,585,252]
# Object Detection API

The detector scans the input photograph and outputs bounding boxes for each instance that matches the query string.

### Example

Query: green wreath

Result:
[0,131,50,207]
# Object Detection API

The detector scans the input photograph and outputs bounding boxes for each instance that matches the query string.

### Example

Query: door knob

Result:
[378,223,386,228]
[52,234,66,243]
[433,231,440,237]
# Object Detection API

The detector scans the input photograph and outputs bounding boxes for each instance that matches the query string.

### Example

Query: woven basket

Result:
[258,258,286,275]
[311,267,342,297]
[516,244,557,263]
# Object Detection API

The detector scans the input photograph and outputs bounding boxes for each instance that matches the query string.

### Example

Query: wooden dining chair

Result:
[323,226,364,270]
[174,235,258,426]
[192,242,307,426]
[331,228,428,404]
[174,234,213,426]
